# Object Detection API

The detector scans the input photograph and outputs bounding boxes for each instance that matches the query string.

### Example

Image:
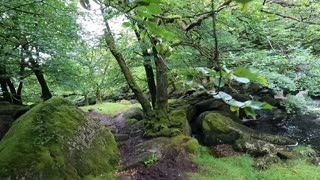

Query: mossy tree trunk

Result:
[133,24,157,109]
[150,37,168,112]
[102,12,152,115]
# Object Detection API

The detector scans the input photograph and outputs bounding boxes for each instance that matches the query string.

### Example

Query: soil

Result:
[88,111,198,180]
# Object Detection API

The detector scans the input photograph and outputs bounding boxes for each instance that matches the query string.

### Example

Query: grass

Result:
[80,102,141,116]
[188,146,320,180]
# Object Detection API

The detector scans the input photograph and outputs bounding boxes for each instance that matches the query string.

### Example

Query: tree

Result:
[0,0,81,103]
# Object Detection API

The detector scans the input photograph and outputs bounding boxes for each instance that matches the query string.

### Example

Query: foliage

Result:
[144,153,159,166]
[175,66,272,119]
[280,94,313,114]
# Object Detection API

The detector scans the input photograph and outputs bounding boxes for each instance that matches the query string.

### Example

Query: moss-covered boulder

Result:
[0,97,119,179]
[144,109,191,137]
[200,111,244,145]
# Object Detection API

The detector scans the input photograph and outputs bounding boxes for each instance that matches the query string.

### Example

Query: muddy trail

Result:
[88,111,197,180]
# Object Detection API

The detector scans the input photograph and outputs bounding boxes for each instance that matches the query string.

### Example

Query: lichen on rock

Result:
[0,97,119,179]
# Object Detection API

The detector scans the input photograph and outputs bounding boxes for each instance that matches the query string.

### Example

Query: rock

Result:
[200,111,243,146]
[144,109,191,137]
[123,107,144,121]
[255,154,281,169]
[0,97,119,179]
[114,133,130,142]
[311,157,320,166]
[122,151,156,170]
[236,139,277,156]
[129,100,139,104]
[117,175,131,180]
[121,135,200,170]
[120,99,131,105]
[0,104,30,139]
[0,115,14,140]
[208,144,239,157]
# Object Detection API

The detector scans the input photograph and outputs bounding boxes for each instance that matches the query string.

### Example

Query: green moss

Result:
[144,109,189,137]
[188,146,320,180]
[171,135,200,155]
[291,145,317,159]
[202,112,230,133]
[80,102,140,116]
[0,97,119,179]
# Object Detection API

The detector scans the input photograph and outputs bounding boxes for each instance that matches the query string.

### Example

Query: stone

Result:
[200,111,243,146]
[0,97,119,179]
[123,107,144,121]
[114,133,130,142]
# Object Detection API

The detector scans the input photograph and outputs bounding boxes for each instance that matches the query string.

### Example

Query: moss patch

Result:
[144,109,190,137]
[188,146,320,180]
[80,102,140,116]
[0,97,119,179]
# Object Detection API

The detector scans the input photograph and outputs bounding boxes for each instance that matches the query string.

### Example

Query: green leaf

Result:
[233,67,268,86]
[122,21,131,28]
[214,77,225,88]
[226,99,245,107]
[145,3,162,14]
[213,91,232,101]
[230,106,240,117]
[244,107,257,119]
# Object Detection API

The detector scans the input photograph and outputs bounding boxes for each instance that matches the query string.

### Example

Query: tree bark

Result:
[0,77,11,102]
[0,65,12,103]
[150,37,168,111]
[133,25,157,109]
[6,79,22,104]
[29,57,52,101]
[102,15,152,115]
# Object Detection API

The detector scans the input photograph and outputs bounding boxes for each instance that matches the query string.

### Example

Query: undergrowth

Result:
[188,146,320,180]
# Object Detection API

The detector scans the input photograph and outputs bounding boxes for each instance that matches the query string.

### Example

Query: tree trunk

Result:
[0,77,11,102]
[102,16,152,115]
[96,86,102,104]
[29,58,52,101]
[150,37,168,111]
[0,65,12,103]
[133,26,157,109]
[6,79,22,105]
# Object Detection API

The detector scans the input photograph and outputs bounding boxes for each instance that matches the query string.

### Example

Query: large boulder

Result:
[0,97,119,179]
[200,111,243,145]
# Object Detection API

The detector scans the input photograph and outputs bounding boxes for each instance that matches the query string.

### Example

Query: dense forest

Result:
[1,0,320,179]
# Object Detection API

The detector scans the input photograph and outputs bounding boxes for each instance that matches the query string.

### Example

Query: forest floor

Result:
[85,102,320,180]
[88,111,197,180]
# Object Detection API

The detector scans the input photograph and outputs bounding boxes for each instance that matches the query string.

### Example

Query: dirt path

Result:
[88,111,197,180]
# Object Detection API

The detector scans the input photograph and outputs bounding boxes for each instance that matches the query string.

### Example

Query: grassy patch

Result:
[80,102,141,115]
[188,146,320,180]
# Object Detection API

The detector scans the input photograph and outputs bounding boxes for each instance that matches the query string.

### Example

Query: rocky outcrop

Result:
[0,97,119,179]
[0,102,30,140]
